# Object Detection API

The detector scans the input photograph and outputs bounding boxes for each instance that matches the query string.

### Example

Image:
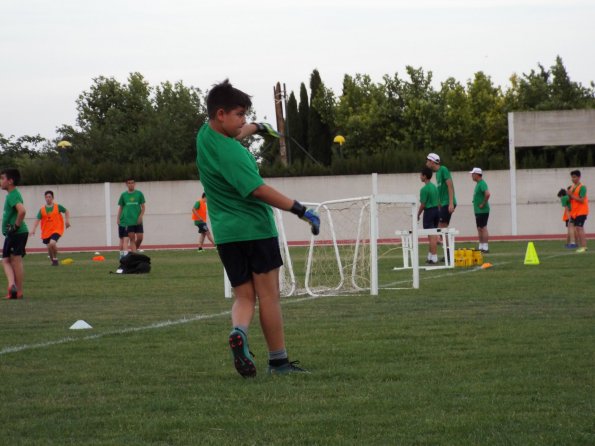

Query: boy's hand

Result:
[6,224,20,235]
[301,209,320,235]
[253,122,281,138]
[290,200,320,236]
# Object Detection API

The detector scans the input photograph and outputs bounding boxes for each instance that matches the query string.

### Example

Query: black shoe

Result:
[425,259,437,265]
[480,249,489,254]
[267,360,310,375]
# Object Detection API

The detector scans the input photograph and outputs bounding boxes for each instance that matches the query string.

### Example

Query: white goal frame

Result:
[224,192,419,298]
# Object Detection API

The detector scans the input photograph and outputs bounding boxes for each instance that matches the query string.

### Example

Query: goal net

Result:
[225,194,419,298]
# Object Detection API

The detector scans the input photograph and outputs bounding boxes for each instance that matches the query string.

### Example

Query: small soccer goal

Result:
[224,194,419,298]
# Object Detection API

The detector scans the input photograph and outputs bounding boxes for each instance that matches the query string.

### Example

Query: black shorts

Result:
[422,207,439,229]
[438,205,456,225]
[475,213,489,228]
[118,225,128,239]
[196,222,209,234]
[3,232,28,258]
[573,215,587,227]
[124,224,144,234]
[42,233,61,245]
[218,237,283,287]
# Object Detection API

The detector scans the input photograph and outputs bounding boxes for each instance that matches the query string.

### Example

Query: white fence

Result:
[16,167,593,251]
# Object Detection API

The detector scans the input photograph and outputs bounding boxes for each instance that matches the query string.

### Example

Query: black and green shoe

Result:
[228,328,256,378]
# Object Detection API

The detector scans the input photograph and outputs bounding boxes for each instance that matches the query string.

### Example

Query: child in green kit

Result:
[1,168,29,299]
[196,79,319,378]
[417,167,439,264]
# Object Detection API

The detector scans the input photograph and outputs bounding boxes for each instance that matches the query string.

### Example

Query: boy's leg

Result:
[252,268,285,352]
[206,231,215,245]
[575,226,586,249]
[135,233,144,250]
[231,280,257,328]
[2,257,15,290]
[10,255,24,296]
[198,233,206,249]
[229,280,258,377]
[127,232,137,252]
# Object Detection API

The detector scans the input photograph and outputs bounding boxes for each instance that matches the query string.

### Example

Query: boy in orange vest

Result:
[568,170,589,253]
[29,191,71,266]
[192,193,214,251]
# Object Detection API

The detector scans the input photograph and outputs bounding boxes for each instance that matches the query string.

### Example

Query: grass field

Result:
[1,241,594,445]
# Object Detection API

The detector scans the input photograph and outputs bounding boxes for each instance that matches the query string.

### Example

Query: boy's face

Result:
[0,174,11,191]
[126,180,135,191]
[217,107,247,138]
[425,159,438,171]
[420,173,427,182]
[45,194,54,205]
[571,174,580,184]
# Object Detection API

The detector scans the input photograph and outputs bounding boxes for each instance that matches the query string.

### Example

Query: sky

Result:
[1,0,594,141]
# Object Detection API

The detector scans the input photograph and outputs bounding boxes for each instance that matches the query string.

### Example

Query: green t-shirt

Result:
[435,165,457,207]
[196,123,277,244]
[118,190,145,226]
[420,182,439,209]
[560,195,571,211]
[2,188,29,235]
[473,179,490,214]
[36,204,67,220]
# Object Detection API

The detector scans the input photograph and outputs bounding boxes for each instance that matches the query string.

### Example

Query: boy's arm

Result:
[14,203,26,228]
[479,189,491,209]
[64,209,71,228]
[191,206,201,220]
[138,203,145,224]
[251,184,320,235]
[417,203,425,220]
[235,123,280,141]
[29,217,41,235]
[117,206,122,225]
[446,178,455,213]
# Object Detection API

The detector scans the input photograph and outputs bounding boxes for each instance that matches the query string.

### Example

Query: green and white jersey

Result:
[2,188,28,235]
[473,179,490,214]
[118,190,145,226]
[435,165,457,207]
[420,182,439,209]
[196,123,277,244]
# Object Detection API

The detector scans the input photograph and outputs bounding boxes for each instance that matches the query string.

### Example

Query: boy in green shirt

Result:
[117,178,146,254]
[1,168,29,299]
[196,79,319,378]
[557,187,576,248]
[470,167,491,253]
[417,167,439,264]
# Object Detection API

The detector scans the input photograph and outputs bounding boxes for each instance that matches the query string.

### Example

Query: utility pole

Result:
[274,82,288,166]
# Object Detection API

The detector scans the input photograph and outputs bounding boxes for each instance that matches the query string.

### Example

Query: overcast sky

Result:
[1,0,593,140]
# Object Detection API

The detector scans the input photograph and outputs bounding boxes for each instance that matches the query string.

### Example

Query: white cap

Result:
[469,167,483,175]
[426,153,440,163]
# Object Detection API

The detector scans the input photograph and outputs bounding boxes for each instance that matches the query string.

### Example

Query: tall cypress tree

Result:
[285,92,303,164]
[298,83,309,151]
[308,70,333,165]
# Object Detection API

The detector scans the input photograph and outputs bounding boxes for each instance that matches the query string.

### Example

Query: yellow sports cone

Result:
[524,242,540,265]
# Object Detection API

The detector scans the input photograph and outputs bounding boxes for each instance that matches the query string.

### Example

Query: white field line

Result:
[0,252,576,356]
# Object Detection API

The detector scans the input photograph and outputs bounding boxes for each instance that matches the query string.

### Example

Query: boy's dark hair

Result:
[1,168,21,186]
[125,177,134,183]
[557,188,567,197]
[206,79,252,119]
[421,166,433,180]
[45,190,54,197]
[202,192,206,198]
[570,169,581,177]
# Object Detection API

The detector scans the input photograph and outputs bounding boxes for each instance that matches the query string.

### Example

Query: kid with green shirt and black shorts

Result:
[470,167,491,253]
[418,167,439,264]
[1,168,28,299]
[117,178,146,255]
[196,79,319,378]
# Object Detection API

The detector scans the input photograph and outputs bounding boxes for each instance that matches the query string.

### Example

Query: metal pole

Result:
[508,112,518,236]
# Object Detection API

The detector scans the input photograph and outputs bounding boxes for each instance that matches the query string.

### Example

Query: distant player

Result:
[417,167,439,264]
[568,170,589,253]
[196,79,319,377]
[192,193,215,251]
[1,168,28,299]
[29,190,71,266]
[470,167,490,253]
[117,178,146,254]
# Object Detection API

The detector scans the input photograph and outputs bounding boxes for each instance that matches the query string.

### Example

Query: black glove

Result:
[253,122,281,138]
[6,224,20,235]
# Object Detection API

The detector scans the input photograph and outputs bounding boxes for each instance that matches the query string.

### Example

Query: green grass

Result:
[1,241,594,445]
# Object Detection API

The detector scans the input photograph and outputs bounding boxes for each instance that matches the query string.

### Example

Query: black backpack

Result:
[117,252,151,274]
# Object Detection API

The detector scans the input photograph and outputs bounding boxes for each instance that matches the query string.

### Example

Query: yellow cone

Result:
[524,242,540,265]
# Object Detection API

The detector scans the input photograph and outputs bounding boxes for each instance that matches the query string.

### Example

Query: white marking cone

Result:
[70,320,93,330]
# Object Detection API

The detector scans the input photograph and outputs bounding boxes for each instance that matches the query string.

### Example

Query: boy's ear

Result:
[215,108,226,121]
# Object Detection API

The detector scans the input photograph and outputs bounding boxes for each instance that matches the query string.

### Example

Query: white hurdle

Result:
[395,227,459,270]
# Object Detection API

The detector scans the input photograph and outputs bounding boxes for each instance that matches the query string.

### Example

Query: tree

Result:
[308,70,333,165]
[285,92,302,164]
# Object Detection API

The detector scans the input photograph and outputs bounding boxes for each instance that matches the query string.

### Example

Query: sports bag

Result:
[116,252,151,274]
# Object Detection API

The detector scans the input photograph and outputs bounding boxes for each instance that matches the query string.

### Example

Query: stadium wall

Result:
[18,167,593,251]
